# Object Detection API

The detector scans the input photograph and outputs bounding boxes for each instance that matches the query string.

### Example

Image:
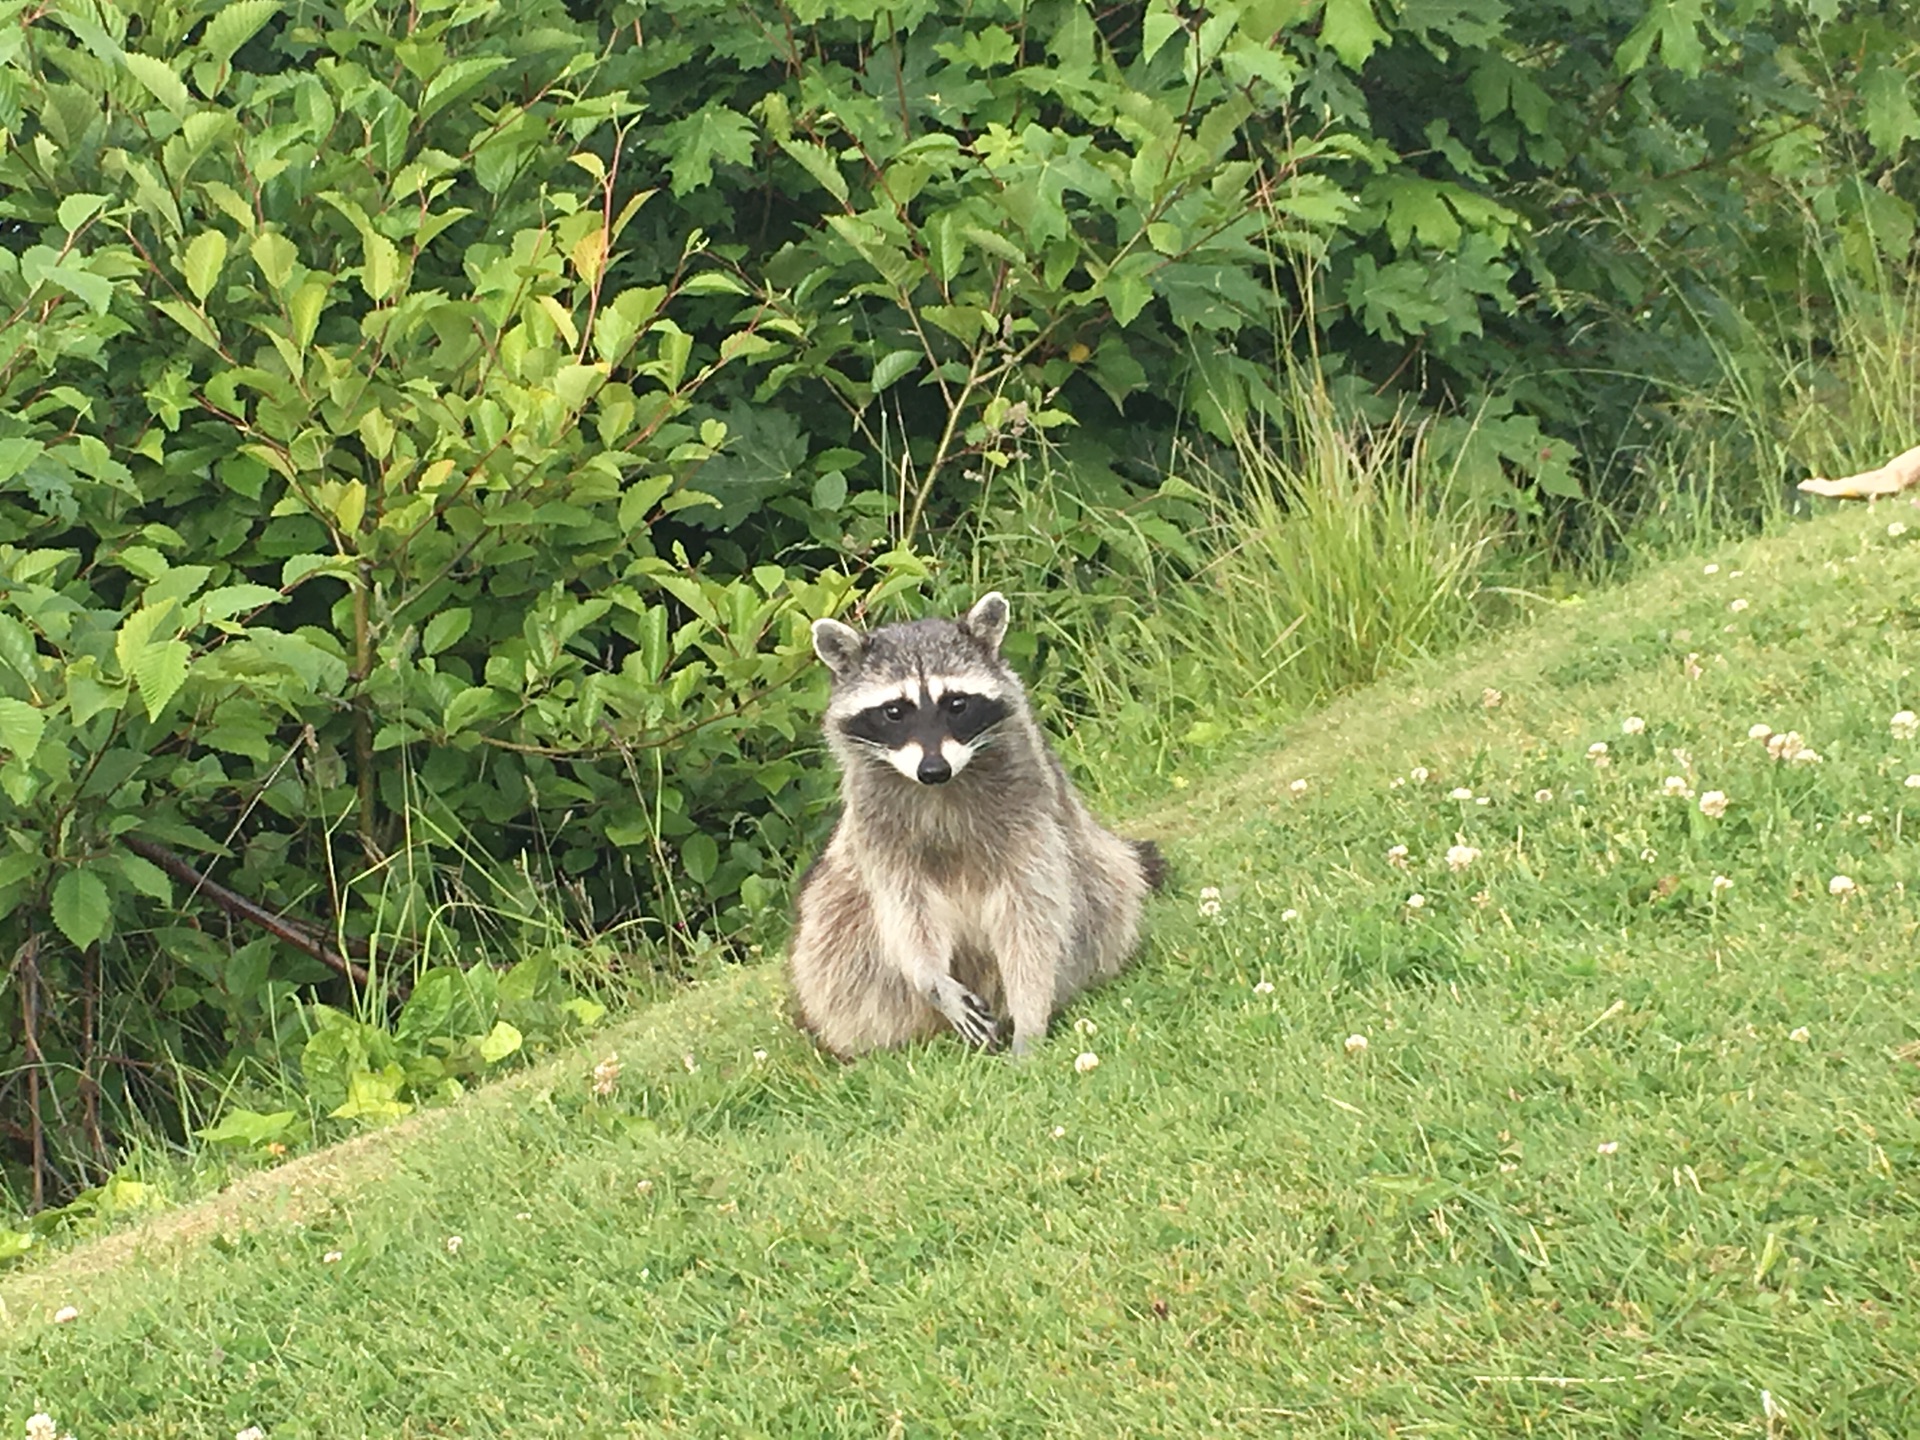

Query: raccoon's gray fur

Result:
[787,591,1167,1060]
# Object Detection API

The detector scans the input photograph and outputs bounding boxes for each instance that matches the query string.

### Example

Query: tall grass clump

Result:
[1179,393,1497,713]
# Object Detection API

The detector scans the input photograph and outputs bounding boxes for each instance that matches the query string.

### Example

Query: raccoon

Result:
[787,591,1167,1060]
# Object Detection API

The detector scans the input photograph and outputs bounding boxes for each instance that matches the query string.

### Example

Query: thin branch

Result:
[121,835,378,993]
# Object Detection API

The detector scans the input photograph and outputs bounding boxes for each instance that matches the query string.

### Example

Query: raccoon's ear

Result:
[964,591,1010,654]
[811,617,866,674]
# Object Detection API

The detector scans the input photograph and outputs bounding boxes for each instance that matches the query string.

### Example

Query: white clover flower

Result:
[1198,894,1221,919]
[1748,722,1773,740]
[1729,598,1749,612]
[1409,766,1430,783]
[1789,1026,1811,1043]
[515,1211,533,1221]
[1790,748,1823,765]
[1343,1033,1369,1056]
[1289,778,1309,795]
[1386,844,1410,869]
[322,1249,343,1264]
[1892,709,1918,741]
[1050,1125,1066,1138]
[1445,844,1481,873]
[1890,521,1910,539]
[52,1305,78,1324]
[1767,730,1806,762]
[1703,563,1720,575]
[1405,893,1427,910]
[1621,716,1646,735]
[1449,786,1475,801]
[446,1235,463,1255]
[1475,795,1491,806]
[752,1048,769,1063]
[1711,875,1734,894]
[1829,875,1856,896]
[1639,847,1658,863]
[1906,774,1920,789]
[1253,979,1275,994]
[1280,908,1300,922]
[1073,1016,1097,1036]
[1534,788,1553,803]
[1482,687,1503,708]
[237,1429,267,1440]
[590,1053,621,1098]
[26,1418,60,1440]
[1073,1051,1100,1074]
[1587,741,1609,759]
[1596,1140,1619,1156]
[1699,791,1728,818]
[1389,775,1406,788]
[1662,775,1692,798]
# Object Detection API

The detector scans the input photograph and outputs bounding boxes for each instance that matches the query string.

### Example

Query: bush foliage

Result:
[0,0,1914,1195]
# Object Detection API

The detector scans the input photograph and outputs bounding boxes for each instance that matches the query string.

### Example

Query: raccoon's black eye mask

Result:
[842,691,1011,750]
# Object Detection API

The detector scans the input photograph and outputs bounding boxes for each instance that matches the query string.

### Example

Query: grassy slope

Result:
[6,509,1919,1438]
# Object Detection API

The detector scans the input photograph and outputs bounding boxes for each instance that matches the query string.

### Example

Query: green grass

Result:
[6,507,1919,1437]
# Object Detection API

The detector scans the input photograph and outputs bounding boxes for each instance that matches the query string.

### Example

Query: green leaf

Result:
[329,1067,413,1122]
[1141,5,1184,63]
[289,278,329,349]
[57,193,109,232]
[112,851,173,903]
[422,608,472,656]
[195,1108,297,1147]
[871,349,920,391]
[156,299,222,351]
[116,606,192,720]
[360,231,399,301]
[43,260,116,314]
[419,56,510,123]
[1863,63,1920,157]
[476,1020,523,1064]
[777,139,848,204]
[251,230,297,289]
[1321,0,1390,70]
[682,832,718,885]
[124,52,192,118]
[198,583,281,623]
[203,0,279,70]
[0,699,44,757]
[52,867,111,949]
[182,230,227,302]
[661,105,757,197]
[811,470,847,511]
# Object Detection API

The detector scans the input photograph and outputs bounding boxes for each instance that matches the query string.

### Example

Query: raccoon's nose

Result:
[917,754,953,784]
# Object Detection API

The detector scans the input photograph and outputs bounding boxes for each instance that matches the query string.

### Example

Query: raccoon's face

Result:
[812,592,1020,786]
[836,676,1013,785]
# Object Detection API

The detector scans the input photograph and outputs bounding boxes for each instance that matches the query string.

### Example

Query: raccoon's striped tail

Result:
[1131,839,1170,893]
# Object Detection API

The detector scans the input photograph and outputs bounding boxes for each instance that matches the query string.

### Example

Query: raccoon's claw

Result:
[932,979,1000,1048]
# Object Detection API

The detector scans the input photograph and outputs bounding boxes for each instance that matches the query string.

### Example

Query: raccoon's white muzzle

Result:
[883,738,978,785]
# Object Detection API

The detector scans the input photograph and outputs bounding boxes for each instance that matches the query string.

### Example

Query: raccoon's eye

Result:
[881,701,907,722]
[943,695,969,715]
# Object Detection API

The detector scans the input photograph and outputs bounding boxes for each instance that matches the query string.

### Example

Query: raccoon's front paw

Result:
[931,978,1000,1049]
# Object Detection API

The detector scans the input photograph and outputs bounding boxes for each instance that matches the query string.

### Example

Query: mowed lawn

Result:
[5,509,1919,1437]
